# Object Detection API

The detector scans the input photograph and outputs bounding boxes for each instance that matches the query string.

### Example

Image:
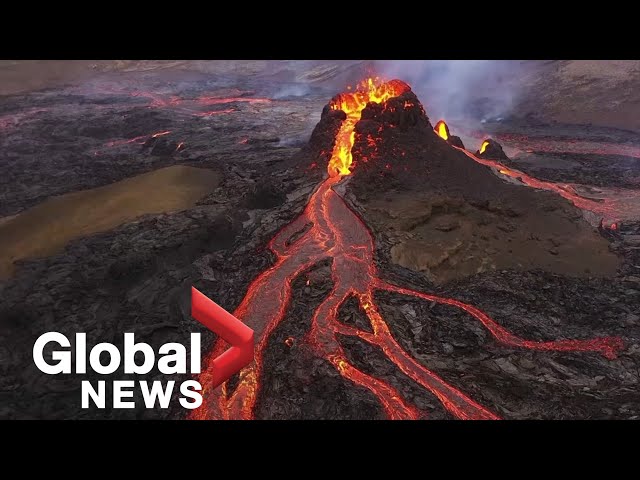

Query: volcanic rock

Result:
[475,138,510,162]
[243,181,287,209]
[448,135,465,149]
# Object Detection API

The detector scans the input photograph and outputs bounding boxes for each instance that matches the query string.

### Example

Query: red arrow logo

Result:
[191,287,254,389]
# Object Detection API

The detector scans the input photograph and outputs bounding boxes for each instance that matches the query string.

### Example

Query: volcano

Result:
[300,80,619,283]
[192,79,624,420]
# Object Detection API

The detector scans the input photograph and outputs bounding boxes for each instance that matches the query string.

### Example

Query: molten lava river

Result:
[191,79,624,420]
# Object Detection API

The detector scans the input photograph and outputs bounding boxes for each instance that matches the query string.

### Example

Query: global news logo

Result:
[31,287,254,410]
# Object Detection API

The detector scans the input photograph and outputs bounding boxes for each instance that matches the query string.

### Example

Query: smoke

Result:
[271,83,312,100]
[373,60,531,124]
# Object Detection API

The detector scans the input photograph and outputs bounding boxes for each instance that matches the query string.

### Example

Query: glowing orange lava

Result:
[327,78,409,176]
[191,82,624,421]
[480,140,490,154]
[151,130,171,138]
[435,120,449,141]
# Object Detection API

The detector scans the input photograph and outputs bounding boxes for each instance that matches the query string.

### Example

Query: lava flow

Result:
[191,79,624,421]
[435,121,619,221]
[460,142,617,217]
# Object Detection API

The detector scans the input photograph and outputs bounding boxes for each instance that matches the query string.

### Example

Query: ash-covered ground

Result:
[1,68,639,419]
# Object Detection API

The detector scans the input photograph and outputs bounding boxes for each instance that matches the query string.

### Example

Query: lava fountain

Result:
[435,120,449,141]
[327,78,409,176]
[191,78,624,421]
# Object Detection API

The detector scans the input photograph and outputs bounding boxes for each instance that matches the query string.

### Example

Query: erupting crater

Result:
[191,78,624,420]
[327,78,410,176]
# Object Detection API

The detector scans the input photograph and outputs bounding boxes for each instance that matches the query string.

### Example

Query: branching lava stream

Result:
[191,79,624,420]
